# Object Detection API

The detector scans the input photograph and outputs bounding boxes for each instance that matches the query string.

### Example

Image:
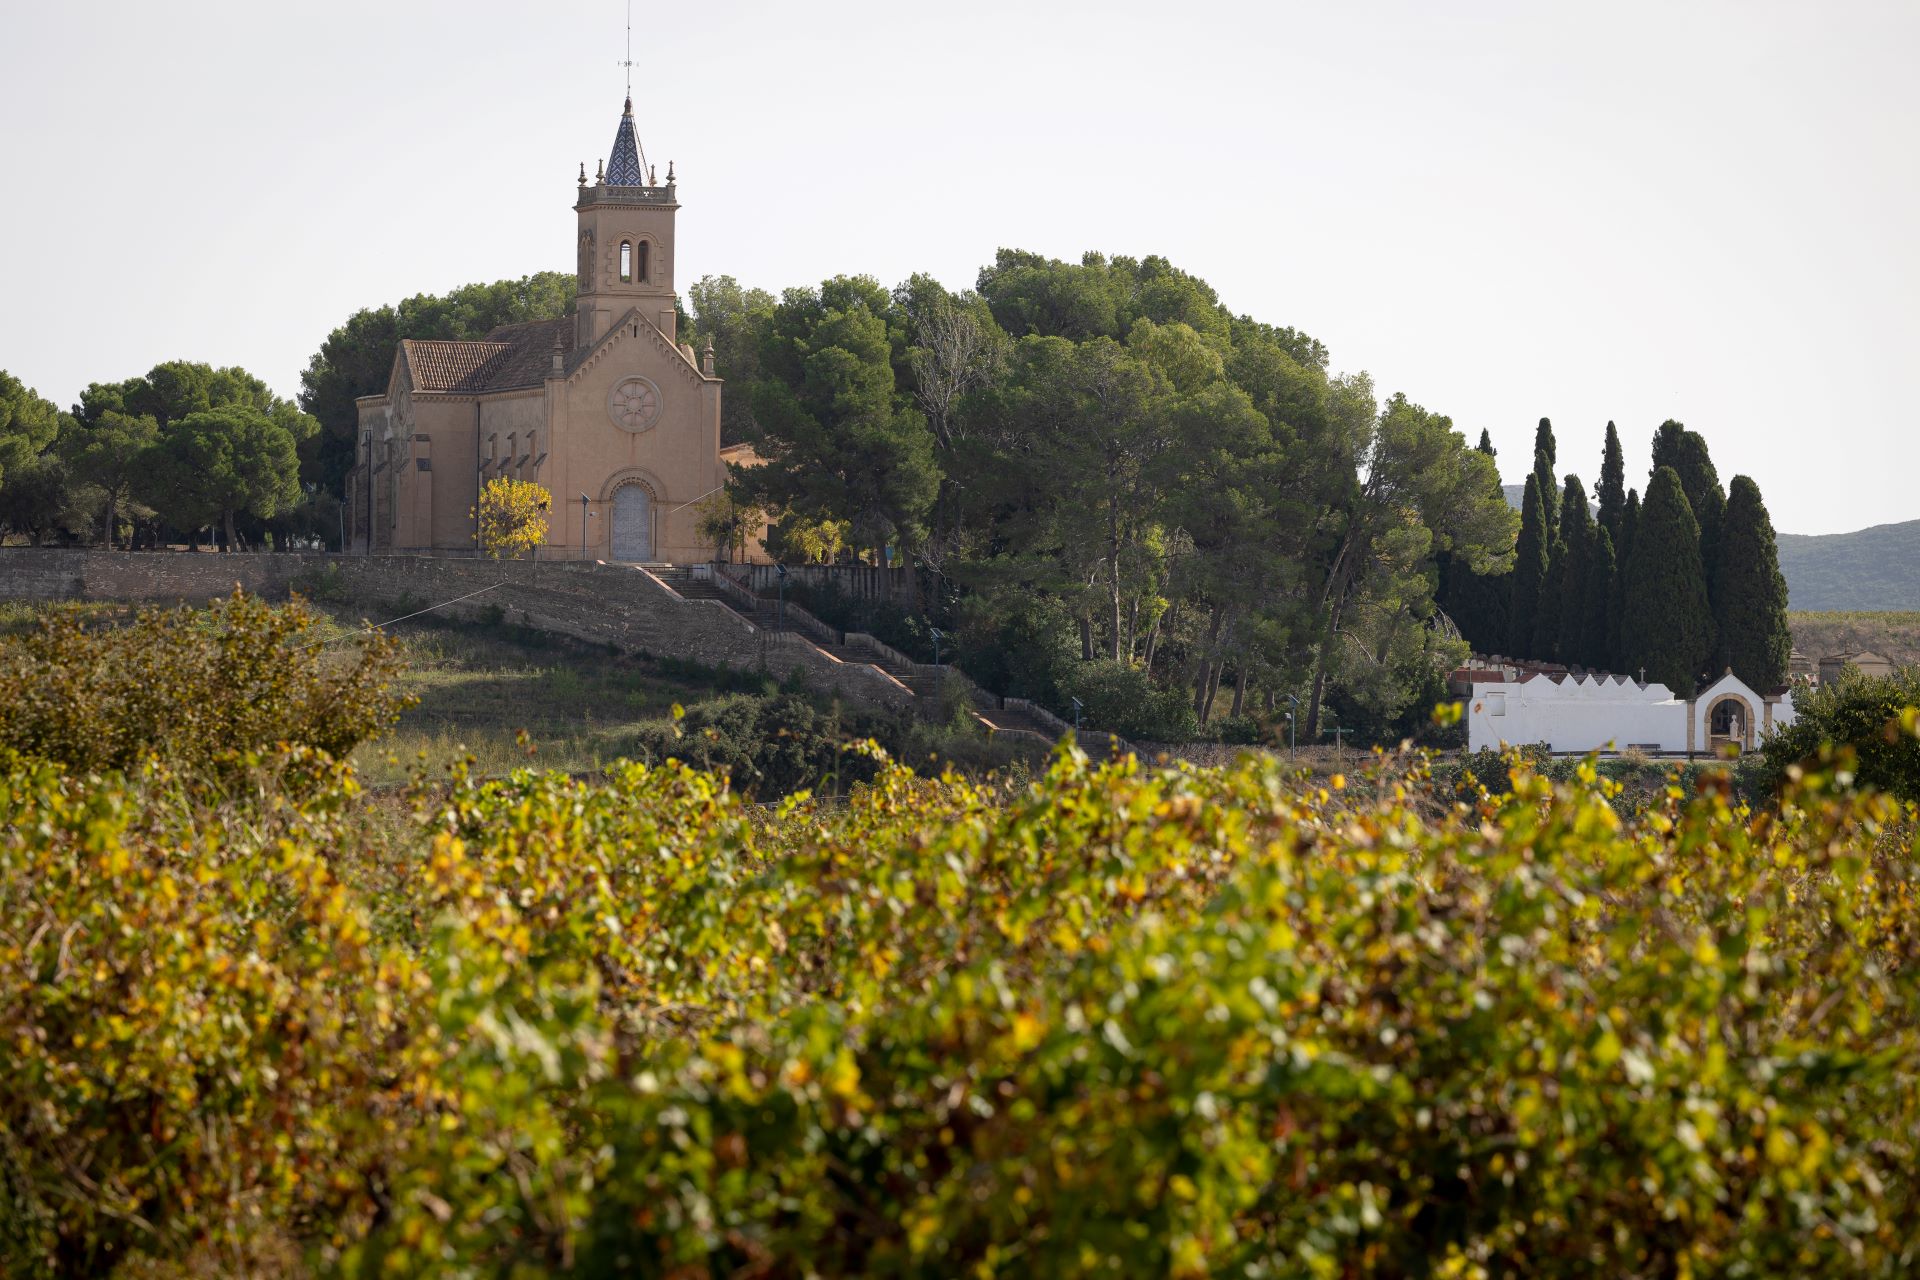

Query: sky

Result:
[2,0,1914,534]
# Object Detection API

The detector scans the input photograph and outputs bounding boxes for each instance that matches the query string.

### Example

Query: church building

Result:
[346,97,749,562]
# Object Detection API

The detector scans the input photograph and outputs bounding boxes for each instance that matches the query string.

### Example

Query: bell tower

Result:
[574,95,679,350]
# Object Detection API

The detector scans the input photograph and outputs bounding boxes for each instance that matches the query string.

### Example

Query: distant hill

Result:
[1778,521,1920,611]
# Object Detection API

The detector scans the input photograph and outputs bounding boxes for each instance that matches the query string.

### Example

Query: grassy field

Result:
[301,607,775,785]
[1789,610,1920,666]
[2,603,740,778]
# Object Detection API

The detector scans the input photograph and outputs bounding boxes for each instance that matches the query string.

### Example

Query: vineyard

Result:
[2,596,1920,1277]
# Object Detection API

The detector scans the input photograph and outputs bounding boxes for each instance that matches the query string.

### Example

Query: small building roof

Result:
[398,318,575,396]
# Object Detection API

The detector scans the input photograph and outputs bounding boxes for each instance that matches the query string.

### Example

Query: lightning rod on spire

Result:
[620,0,633,97]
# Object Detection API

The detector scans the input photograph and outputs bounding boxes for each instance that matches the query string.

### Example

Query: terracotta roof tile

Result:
[400,318,574,395]
[401,339,510,393]
[479,318,575,390]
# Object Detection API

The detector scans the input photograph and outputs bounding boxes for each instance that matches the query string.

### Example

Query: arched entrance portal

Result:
[610,484,654,562]
[1708,697,1750,752]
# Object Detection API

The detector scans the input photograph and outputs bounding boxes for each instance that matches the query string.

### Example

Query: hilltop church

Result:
[345,97,751,562]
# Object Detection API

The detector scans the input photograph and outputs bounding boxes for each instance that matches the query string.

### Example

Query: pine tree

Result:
[1508,474,1548,657]
[1439,428,1510,652]
[1596,420,1626,541]
[1585,525,1617,673]
[1713,475,1792,690]
[1608,488,1639,670]
[1532,417,1558,530]
[1555,475,1594,665]
[1623,467,1714,693]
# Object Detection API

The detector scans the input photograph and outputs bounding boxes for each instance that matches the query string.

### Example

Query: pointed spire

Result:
[605,97,645,186]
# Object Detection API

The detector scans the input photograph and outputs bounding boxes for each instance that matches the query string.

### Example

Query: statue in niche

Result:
[578,230,595,290]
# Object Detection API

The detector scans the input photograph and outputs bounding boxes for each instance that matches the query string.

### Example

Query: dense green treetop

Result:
[1554,474,1594,665]
[0,372,77,542]
[61,410,158,549]
[1586,524,1619,672]
[685,274,776,445]
[1623,466,1714,692]
[1650,419,1725,543]
[1713,474,1792,690]
[141,406,304,548]
[1531,416,1558,529]
[1596,419,1626,540]
[739,275,939,563]
[1508,474,1548,657]
[0,371,67,490]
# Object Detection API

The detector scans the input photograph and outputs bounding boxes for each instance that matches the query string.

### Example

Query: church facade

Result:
[345,98,750,562]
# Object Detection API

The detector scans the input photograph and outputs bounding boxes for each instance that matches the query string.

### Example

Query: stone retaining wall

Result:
[0,549,911,710]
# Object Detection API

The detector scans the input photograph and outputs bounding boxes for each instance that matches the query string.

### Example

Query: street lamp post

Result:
[580,494,594,560]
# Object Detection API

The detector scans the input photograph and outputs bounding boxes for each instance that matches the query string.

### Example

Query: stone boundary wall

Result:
[0,550,911,710]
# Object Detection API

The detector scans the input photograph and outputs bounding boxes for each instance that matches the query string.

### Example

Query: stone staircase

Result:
[818,639,945,709]
[974,700,1060,737]
[648,564,780,628]
[646,562,1128,750]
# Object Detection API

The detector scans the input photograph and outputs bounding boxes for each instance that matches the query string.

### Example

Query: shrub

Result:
[1210,713,1266,745]
[951,590,1079,706]
[1760,667,1920,801]
[0,592,409,784]
[291,561,351,603]
[1058,657,1198,742]
[621,692,886,797]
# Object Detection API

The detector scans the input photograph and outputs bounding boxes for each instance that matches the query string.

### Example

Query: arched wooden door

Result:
[611,485,653,562]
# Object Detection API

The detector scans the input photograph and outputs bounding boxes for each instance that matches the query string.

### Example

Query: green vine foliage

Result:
[2,600,1920,1277]
[0,591,409,787]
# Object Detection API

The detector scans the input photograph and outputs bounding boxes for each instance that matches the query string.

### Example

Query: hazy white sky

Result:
[2,1,1914,533]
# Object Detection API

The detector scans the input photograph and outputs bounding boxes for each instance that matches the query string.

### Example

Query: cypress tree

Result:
[1650,420,1724,552]
[1533,533,1566,661]
[1608,488,1639,670]
[1713,475,1792,690]
[1585,525,1617,673]
[1623,467,1714,693]
[1532,417,1559,530]
[1596,420,1626,541]
[1508,474,1548,657]
[1555,475,1594,665]
[1650,420,1686,476]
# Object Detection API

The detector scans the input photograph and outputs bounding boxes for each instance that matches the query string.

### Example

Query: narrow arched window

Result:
[636,241,650,282]
[619,241,632,283]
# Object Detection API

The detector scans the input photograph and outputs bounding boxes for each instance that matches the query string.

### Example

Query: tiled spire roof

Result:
[605,96,645,186]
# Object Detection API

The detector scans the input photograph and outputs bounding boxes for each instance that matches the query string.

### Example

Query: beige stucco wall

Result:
[576,197,679,347]
[346,163,734,561]
[549,313,724,562]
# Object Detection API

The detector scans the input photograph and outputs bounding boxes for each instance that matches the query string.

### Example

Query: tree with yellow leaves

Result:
[472,476,551,560]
